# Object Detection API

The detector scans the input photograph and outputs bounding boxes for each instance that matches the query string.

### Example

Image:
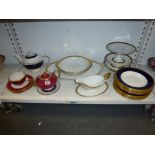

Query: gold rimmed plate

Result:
[106,42,137,55]
[76,82,109,97]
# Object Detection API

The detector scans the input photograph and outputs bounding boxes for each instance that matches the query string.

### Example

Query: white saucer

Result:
[37,81,60,95]
[11,77,29,89]
[76,82,108,97]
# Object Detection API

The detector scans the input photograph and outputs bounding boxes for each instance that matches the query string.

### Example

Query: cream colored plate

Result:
[76,82,108,97]
[11,77,29,89]
[121,71,148,87]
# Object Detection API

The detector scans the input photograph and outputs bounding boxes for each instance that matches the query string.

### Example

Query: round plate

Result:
[7,75,34,93]
[37,81,60,95]
[106,42,136,55]
[76,82,108,97]
[121,71,147,87]
[55,56,92,76]
[105,53,132,68]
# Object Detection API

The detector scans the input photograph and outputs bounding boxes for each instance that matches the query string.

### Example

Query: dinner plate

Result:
[7,75,34,93]
[76,82,108,97]
[55,56,92,76]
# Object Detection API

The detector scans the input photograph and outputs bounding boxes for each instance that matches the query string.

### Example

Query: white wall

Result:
[0,24,17,64]
[140,26,155,65]
[0,21,145,64]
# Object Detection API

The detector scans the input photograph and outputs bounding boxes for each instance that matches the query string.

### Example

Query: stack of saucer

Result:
[7,72,34,93]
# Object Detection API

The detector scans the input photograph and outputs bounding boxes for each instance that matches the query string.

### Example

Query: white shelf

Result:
[0,64,155,104]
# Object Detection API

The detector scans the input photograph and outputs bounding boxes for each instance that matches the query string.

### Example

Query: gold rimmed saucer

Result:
[6,75,34,93]
[75,82,109,97]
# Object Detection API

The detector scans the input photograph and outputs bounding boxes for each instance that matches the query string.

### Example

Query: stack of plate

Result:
[113,67,154,100]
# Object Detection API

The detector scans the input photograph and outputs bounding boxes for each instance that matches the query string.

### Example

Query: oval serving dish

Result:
[113,67,154,99]
[55,56,92,76]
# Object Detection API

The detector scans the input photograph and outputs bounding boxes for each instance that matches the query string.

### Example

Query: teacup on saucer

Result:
[9,71,26,85]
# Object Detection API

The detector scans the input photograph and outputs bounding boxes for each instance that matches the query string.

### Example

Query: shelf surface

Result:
[0,64,155,104]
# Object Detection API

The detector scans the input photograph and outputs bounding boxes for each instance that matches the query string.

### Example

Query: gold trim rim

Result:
[46,56,104,80]
[113,81,150,100]
[75,82,109,97]
[55,55,93,76]
[104,53,133,68]
[106,41,137,54]
[114,72,154,95]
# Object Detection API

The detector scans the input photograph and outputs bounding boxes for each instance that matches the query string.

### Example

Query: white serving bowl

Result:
[56,56,92,76]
